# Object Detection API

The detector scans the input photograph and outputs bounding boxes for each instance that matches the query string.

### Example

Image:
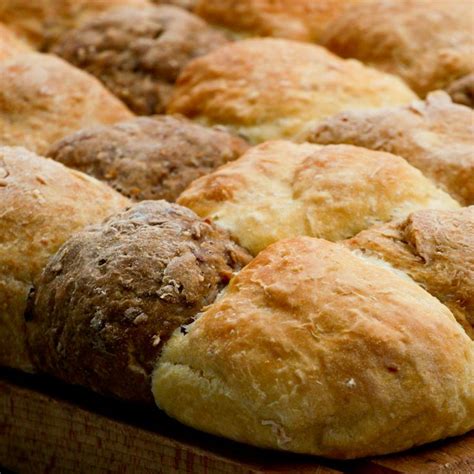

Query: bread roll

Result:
[53,5,228,115]
[345,207,474,340]
[47,116,248,202]
[177,141,459,255]
[305,92,474,205]
[0,23,30,60]
[0,53,133,155]
[320,0,474,97]
[0,0,150,49]
[194,0,356,42]
[152,236,474,458]
[446,74,474,109]
[167,38,416,143]
[0,146,129,372]
[28,200,251,402]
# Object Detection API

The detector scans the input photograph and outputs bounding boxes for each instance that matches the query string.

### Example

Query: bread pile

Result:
[0,0,473,461]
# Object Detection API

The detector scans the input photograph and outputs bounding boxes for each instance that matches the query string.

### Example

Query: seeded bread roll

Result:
[0,146,129,372]
[153,237,474,458]
[53,5,228,115]
[305,92,474,205]
[0,53,133,155]
[177,141,459,255]
[345,207,474,340]
[28,201,251,402]
[47,116,248,202]
[194,0,356,42]
[0,0,150,49]
[320,0,474,97]
[446,74,474,108]
[0,23,30,60]
[167,38,416,143]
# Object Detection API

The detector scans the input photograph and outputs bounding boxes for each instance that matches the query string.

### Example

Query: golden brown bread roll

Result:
[53,5,228,115]
[0,23,30,60]
[177,141,459,255]
[28,200,251,402]
[167,38,417,143]
[0,0,150,49]
[152,237,474,458]
[320,0,474,97]
[345,207,474,340]
[194,0,356,42]
[305,92,474,205]
[0,146,129,372]
[47,116,249,202]
[0,52,133,155]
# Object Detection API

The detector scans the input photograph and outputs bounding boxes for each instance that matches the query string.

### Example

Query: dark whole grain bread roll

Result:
[53,4,228,115]
[47,115,249,202]
[27,200,252,403]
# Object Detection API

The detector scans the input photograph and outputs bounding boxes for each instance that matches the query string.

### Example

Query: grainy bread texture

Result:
[0,0,150,49]
[28,201,251,402]
[0,23,30,60]
[320,0,474,97]
[446,73,474,108]
[346,207,474,340]
[0,146,129,372]
[194,0,356,42]
[177,141,459,255]
[305,92,474,205]
[0,53,133,155]
[167,38,416,143]
[153,237,474,458]
[47,116,248,202]
[53,5,228,115]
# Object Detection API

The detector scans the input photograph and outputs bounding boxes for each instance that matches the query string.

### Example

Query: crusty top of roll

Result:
[152,237,474,458]
[177,141,459,255]
[305,91,474,205]
[28,200,251,402]
[167,38,416,143]
[53,5,228,115]
[320,0,474,97]
[0,53,133,155]
[0,0,150,49]
[0,146,129,372]
[0,23,30,60]
[47,115,248,202]
[194,0,356,42]
[346,206,474,340]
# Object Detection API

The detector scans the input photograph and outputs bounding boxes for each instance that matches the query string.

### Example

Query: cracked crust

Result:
[345,207,474,340]
[0,53,133,155]
[152,237,474,458]
[47,116,248,202]
[28,200,251,402]
[53,5,228,115]
[167,38,416,143]
[0,146,129,372]
[177,141,459,255]
[305,92,474,205]
[320,0,474,97]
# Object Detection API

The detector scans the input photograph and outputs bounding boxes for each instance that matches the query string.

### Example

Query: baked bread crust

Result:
[53,5,228,115]
[153,237,474,458]
[177,141,459,255]
[0,52,133,155]
[346,207,474,340]
[28,200,251,402]
[306,92,474,205]
[167,38,416,143]
[320,0,474,97]
[0,0,150,49]
[0,146,129,372]
[0,23,30,60]
[47,116,248,202]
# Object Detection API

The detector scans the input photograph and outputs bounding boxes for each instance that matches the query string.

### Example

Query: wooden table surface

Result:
[1,368,473,473]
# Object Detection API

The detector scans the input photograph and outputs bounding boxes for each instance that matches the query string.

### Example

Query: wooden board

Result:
[0,368,473,473]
